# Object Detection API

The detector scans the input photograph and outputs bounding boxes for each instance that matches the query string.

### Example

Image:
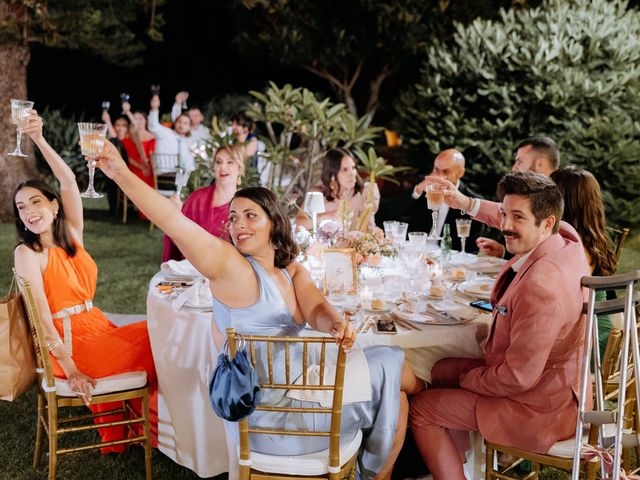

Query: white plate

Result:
[467,257,507,274]
[458,278,494,299]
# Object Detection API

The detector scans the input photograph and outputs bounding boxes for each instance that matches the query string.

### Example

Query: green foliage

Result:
[245,82,383,214]
[397,0,640,227]
[1,0,164,67]
[353,146,411,185]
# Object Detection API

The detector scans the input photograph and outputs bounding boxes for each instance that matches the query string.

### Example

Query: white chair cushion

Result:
[241,429,362,476]
[547,424,624,458]
[48,371,147,397]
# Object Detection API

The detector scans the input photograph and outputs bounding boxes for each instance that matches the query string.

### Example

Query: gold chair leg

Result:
[48,396,58,480]
[142,391,152,480]
[33,391,44,468]
[123,195,128,224]
[485,444,495,479]
[239,464,250,480]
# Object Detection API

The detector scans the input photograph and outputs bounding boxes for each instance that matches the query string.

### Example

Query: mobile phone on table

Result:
[469,300,493,312]
[374,318,398,334]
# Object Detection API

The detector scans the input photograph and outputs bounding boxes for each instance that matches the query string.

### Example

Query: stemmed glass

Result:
[426,184,447,239]
[455,218,472,256]
[77,122,108,198]
[7,99,34,157]
[174,167,190,198]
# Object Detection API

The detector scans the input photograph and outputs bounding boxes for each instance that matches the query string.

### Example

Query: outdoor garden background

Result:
[0,0,639,478]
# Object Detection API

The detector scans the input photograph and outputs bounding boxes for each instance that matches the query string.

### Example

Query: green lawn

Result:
[0,200,637,480]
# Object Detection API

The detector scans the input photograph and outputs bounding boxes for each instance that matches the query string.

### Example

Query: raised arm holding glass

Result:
[96,142,423,480]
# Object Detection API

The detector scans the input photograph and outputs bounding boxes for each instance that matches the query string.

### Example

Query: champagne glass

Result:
[101,101,110,112]
[7,99,34,157]
[174,167,190,198]
[77,122,108,198]
[426,184,447,238]
[120,93,130,114]
[455,218,472,256]
[151,84,161,96]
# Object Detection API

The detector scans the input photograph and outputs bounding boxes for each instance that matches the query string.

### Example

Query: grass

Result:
[0,198,637,480]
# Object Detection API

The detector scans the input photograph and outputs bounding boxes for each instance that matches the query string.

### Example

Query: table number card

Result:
[322,248,358,295]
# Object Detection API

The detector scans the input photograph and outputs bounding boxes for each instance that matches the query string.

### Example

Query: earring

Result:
[54,211,58,220]
[24,225,27,231]
[237,176,242,186]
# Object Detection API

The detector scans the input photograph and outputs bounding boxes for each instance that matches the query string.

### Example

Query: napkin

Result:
[428,301,477,322]
[161,259,201,277]
[172,279,213,310]
[467,257,506,274]
[286,349,371,407]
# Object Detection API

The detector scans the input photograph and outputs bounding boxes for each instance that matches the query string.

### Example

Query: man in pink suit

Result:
[409,171,590,479]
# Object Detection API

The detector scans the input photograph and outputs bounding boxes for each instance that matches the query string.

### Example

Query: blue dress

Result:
[213,257,404,479]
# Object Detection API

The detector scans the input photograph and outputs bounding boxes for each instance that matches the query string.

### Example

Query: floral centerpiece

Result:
[334,227,397,267]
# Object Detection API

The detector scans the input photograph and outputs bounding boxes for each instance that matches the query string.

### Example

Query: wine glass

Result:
[174,167,190,198]
[7,99,34,157]
[101,101,110,112]
[151,84,161,96]
[455,218,472,256]
[77,122,108,198]
[426,184,447,238]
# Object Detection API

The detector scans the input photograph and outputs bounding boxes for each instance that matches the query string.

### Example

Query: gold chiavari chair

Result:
[15,273,152,480]
[226,327,361,480]
[607,226,630,268]
[484,329,624,480]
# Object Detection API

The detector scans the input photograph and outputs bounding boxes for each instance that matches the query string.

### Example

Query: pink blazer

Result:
[433,200,591,453]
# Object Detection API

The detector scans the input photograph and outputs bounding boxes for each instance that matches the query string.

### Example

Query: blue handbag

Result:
[209,336,260,422]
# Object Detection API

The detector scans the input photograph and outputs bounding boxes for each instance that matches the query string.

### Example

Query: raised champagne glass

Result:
[77,122,108,198]
[426,183,446,239]
[174,167,190,199]
[8,99,34,157]
[455,218,472,256]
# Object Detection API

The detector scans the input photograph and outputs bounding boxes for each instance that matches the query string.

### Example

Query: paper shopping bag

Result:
[0,280,36,401]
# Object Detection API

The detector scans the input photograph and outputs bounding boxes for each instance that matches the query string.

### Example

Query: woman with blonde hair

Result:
[163,145,245,261]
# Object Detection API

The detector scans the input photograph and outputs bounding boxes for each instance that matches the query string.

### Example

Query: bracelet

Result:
[461,197,475,215]
[47,338,64,352]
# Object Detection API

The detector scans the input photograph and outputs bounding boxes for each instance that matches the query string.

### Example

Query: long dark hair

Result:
[550,166,616,276]
[320,148,363,202]
[13,180,77,257]
[232,187,299,268]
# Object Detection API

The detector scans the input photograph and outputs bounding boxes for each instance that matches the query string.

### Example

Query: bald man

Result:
[408,149,486,252]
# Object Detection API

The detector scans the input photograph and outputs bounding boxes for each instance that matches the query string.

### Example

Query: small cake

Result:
[479,283,492,291]
[451,268,466,281]
[430,285,445,298]
[371,298,386,311]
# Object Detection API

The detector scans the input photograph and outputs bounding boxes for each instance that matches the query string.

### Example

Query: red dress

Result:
[122,137,156,220]
[43,245,157,451]
[162,184,231,261]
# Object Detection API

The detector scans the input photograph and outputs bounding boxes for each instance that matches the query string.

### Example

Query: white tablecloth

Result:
[146,269,492,478]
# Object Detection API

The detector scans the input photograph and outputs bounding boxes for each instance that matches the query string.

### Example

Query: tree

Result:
[0,0,163,221]
[397,0,640,227]
[232,0,527,119]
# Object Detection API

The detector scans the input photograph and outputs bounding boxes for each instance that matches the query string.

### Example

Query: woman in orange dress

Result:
[13,111,157,452]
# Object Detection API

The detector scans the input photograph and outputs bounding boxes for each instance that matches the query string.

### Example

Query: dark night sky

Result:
[26,1,324,119]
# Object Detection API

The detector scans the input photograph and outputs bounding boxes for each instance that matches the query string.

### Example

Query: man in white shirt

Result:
[407,148,485,252]
[171,91,211,146]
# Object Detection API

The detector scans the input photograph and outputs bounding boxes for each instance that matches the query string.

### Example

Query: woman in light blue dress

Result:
[96,144,424,479]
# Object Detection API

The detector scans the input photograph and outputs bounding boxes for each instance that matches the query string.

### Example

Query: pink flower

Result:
[366,253,382,267]
[347,231,363,242]
[308,242,324,257]
[373,227,385,243]
[354,252,364,265]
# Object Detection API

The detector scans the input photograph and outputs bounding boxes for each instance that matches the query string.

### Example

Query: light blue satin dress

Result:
[213,257,404,479]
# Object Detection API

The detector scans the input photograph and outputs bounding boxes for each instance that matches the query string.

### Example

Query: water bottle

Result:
[441,224,452,265]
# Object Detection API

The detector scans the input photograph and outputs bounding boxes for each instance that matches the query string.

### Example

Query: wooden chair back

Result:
[226,328,348,480]
[607,226,630,266]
